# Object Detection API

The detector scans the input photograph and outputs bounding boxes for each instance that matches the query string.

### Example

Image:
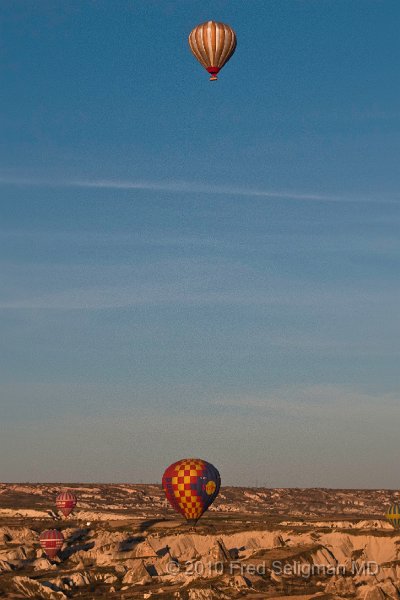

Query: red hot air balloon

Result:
[162,458,221,525]
[39,529,64,560]
[188,21,237,81]
[56,491,77,517]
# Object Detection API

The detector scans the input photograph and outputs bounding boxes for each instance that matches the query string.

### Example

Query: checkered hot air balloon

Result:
[56,490,77,517]
[162,458,221,525]
[386,504,400,529]
[188,21,237,81]
[39,529,64,560]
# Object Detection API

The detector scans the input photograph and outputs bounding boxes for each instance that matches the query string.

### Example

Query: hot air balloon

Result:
[39,529,64,560]
[162,458,220,524]
[386,504,400,528]
[188,21,237,81]
[56,490,77,517]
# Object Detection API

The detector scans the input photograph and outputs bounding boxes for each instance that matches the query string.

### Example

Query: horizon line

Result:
[1,481,399,491]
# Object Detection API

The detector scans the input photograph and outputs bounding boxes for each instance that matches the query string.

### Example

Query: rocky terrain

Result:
[0,484,399,599]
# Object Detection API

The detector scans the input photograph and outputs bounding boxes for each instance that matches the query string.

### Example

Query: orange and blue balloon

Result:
[162,458,220,524]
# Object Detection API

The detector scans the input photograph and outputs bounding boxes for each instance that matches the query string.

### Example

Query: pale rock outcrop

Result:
[49,577,70,591]
[273,533,285,547]
[131,539,157,557]
[0,558,13,572]
[200,539,230,566]
[0,508,50,519]
[0,545,28,562]
[115,563,127,574]
[13,576,67,599]
[372,565,398,583]
[122,560,152,585]
[32,557,57,571]
[67,549,94,565]
[311,546,339,568]
[220,574,252,589]
[325,576,357,596]
[211,503,240,512]
[321,533,400,565]
[358,584,387,600]
[153,553,180,576]
[174,586,230,599]
[0,528,11,543]
[68,571,92,587]
[121,557,145,571]
[376,579,400,600]
[99,571,118,584]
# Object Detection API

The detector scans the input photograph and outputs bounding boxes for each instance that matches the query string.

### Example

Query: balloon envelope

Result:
[162,458,221,524]
[56,491,77,517]
[386,504,400,528]
[188,21,236,81]
[39,529,64,560]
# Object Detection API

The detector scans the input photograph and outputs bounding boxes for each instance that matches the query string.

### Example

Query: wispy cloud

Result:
[212,385,400,418]
[72,178,335,202]
[1,255,400,311]
[0,228,223,249]
[0,280,398,311]
[0,173,395,203]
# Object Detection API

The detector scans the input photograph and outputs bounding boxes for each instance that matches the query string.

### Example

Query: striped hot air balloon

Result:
[188,21,237,81]
[386,504,400,529]
[56,490,77,517]
[39,529,64,560]
[162,458,221,525]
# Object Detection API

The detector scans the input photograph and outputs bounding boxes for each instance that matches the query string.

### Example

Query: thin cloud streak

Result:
[0,174,396,204]
[74,178,334,202]
[213,385,400,412]
[0,282,399,310]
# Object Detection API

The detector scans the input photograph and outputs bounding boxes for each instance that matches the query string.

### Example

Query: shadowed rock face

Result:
[0,484,399,599]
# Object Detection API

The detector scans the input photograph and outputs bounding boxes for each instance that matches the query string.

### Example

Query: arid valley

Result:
[1,485,400,599]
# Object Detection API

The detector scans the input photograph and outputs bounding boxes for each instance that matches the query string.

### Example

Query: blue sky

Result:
[1,0,399,486]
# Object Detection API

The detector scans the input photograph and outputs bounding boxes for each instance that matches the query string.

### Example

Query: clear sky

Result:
[1,1,399,486]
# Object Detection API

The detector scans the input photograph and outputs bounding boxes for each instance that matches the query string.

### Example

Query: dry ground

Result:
[0,484,399,599]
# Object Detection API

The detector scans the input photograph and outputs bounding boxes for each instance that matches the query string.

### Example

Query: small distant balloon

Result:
[386,504,400,528]
[188,21,237,81]
[162,458,221,525]
[39,529,64,560]
[56,491,77,517]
